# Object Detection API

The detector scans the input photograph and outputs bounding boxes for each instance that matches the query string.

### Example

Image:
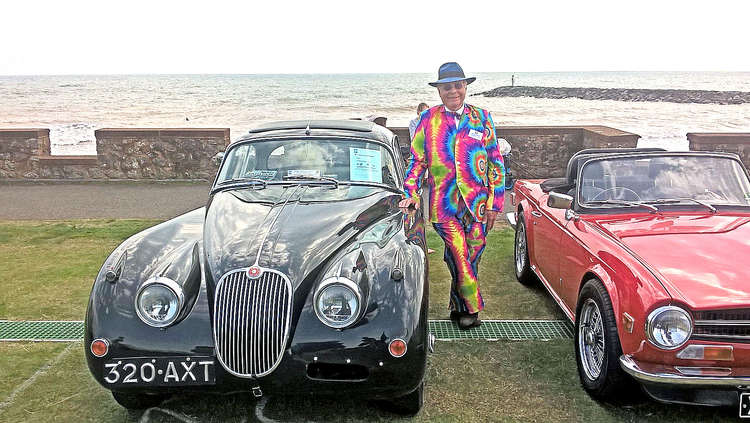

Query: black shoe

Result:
[458,313,481,330]
[449,310,462,321]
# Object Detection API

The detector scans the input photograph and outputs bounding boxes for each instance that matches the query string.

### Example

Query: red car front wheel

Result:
[574,279,633,400]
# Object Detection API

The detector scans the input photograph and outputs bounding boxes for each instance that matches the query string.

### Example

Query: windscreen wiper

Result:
[646,198,717,213]
[217,178,267,188]
[281,175,339,188]
[586,199,659,213]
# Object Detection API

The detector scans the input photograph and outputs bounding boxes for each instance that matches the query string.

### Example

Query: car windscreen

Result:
[216,138,399,188]
[578,155,750,207]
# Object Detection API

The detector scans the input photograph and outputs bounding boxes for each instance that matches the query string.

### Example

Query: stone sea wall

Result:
[476,86,750,105]
[0,128,230,180]
[688,133,750,168]
[0,129,50,178]
[390,125,640,179]
[5,125,750,182]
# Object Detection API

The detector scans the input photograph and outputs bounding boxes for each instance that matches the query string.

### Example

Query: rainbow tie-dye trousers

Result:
[432,201,487,314]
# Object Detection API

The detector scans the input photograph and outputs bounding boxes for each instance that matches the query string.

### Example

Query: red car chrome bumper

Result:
[620,355,750,387]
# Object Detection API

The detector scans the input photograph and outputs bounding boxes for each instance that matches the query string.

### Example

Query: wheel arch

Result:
[577,266,621,326]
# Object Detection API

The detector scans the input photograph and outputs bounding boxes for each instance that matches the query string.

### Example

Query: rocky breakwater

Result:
[476,86,750,105]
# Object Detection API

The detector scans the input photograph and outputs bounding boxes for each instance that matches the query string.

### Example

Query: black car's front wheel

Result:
[514,214,536,285]
[112,391,168,410]
[379,382,424,416]
[574,279,632,400]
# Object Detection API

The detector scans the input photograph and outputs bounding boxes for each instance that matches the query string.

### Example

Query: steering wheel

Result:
[591,187,641,202]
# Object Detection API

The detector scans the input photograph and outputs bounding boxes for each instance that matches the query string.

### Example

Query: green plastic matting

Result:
[0,320,573,342]
[429,320,573,341]
[0,320,84,341]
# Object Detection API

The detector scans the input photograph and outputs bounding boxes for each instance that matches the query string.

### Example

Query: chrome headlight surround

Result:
[135,277,184,328]
[314,276,362,329]
[645,305,693,350]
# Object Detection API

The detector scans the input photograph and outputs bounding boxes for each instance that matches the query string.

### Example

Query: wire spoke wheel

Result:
[578,298,605,380]
[515,223,527,276]
[513,215,536,285]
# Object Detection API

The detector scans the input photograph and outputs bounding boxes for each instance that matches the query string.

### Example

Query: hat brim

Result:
[428,76,476,87]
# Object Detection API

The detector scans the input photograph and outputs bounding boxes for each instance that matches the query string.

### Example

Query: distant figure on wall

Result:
[408,103,430,139]
[511,74,515,87]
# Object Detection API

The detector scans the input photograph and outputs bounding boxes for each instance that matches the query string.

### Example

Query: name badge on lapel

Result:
[468,129,483,141]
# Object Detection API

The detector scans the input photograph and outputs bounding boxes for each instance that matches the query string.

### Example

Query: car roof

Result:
[236,119,394,144]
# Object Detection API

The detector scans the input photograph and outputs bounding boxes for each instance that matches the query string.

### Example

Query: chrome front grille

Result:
[213,267,293,377]
[692,309,750,343]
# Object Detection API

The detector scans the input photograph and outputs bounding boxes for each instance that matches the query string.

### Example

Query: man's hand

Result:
[399,198,417,214]
[485,210,498,231]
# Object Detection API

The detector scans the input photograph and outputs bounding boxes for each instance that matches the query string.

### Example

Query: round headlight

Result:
[646,306,693,350]
[314,278,361,329]
[135,277,183,327]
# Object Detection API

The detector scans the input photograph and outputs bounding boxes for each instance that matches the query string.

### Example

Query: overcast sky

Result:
[2,0,748,75]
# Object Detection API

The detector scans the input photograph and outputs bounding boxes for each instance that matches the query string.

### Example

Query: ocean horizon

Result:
[2,71,750,154]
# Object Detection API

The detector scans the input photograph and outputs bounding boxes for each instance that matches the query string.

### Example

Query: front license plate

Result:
[740,392,750,418]
[103,356,215,387]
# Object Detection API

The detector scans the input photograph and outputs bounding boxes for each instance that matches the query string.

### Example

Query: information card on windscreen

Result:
[349,148,382,183]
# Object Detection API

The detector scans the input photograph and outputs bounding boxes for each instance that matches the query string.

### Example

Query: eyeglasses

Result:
[438,81,466,92]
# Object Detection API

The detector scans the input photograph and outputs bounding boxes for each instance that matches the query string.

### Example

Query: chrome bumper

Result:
[620,355,750,387]
[505,212,517,229]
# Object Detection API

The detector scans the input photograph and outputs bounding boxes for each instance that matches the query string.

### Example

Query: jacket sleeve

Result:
[483,112,505,212]
[402,113,428,205]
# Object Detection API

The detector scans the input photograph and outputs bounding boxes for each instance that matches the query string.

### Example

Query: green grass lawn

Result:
[426,226,564,320]
[0,341,739,422]
[0,220,160,320]
[0,220,561,321]
[0,220,740,422]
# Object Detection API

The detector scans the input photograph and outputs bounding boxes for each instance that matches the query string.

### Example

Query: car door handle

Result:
[530,211,542,218]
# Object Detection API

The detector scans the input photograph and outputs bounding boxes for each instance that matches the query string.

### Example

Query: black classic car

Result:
[84,120,429,414]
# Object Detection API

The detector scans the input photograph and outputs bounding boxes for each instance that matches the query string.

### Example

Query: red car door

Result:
[529,194,568,290]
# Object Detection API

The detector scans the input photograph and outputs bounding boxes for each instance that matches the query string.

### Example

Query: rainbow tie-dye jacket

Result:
[403,104,505,223]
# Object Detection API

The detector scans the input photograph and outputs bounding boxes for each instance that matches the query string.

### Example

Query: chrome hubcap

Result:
[515,224,527,275]
[578,298,605,380]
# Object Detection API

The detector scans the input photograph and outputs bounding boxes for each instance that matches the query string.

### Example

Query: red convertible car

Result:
[507,149,750,414]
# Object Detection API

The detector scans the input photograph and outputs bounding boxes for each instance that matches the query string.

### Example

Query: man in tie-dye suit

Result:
[399,62,505,329]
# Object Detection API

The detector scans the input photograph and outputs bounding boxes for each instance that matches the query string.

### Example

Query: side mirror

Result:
[548,192,573,209]
[212,151,225,166]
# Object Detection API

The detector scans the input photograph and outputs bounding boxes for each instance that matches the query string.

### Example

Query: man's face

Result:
[437,81,466,111]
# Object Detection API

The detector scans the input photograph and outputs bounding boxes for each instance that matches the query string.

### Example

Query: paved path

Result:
[0,181,210,220]
[0,181,515,220]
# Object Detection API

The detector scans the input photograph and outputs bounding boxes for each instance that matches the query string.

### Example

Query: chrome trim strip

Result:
[620,355,750,387]
[692,334,750,340]
[254,185,301,266]
[695,320,750,326]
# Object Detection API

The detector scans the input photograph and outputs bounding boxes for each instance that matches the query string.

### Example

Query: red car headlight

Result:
[646,306,693,350]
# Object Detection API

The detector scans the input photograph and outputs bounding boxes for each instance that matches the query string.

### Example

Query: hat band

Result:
[439,71,465,79]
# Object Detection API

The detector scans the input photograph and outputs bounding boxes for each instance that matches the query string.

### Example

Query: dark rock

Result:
[476,86,750,105]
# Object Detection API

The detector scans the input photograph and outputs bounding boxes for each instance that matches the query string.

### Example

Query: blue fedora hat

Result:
[428,62,476,87]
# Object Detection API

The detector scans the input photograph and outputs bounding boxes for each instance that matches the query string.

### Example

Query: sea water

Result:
[1,72,750,155]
